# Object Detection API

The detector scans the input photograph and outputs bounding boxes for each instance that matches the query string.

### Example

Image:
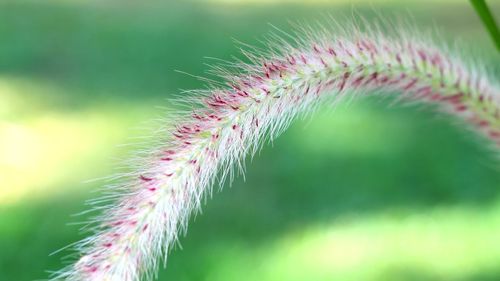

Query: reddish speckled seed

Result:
[442,93,463,103]
[139,175,153,182]
[87,266,98,274]
[339,72,350,91]
[328,47,337,56]
[362,72,378,86]
[478,120,489,127]
[404,79,418,90]
[352,75,365,86]
[300,54,307,64]
[313,44,321,53]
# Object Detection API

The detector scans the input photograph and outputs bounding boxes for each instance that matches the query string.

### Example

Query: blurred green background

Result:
[1,0,500,280]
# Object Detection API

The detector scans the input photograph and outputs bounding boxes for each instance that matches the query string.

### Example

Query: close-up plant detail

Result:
[49,13,500,281]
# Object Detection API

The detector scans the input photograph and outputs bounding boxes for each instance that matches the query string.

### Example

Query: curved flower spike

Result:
[52,19,500,281]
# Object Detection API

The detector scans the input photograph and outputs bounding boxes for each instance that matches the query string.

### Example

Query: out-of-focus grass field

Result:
[1,0,500,280]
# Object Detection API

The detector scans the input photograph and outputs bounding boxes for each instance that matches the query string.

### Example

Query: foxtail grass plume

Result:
[52,18,500,281]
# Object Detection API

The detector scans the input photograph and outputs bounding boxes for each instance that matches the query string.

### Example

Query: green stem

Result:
[470,0,500,51]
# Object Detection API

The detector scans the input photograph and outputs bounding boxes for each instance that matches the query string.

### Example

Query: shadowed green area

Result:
[1,0,500,280]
